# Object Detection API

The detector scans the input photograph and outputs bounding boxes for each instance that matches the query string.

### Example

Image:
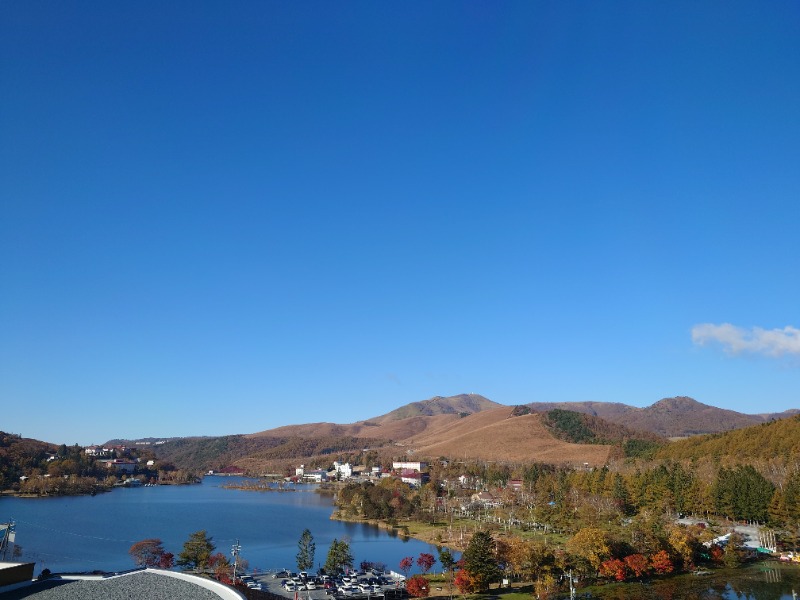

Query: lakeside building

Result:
[332,461,353,478]
[392,461,427,472]
[99,459,137,474]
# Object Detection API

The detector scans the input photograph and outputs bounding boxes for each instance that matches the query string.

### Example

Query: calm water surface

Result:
[1,477,439,574]
[587,564,800,600]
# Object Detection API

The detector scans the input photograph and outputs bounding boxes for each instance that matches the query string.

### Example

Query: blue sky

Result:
[2,2,799,446]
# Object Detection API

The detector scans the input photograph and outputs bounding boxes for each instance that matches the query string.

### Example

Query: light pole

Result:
[231,540,241,583]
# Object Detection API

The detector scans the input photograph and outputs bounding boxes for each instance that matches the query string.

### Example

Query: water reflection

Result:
[587,565,800,600]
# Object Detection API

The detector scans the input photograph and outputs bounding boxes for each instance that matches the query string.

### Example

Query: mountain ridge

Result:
[98,393,799,473]
[524,396,797,437]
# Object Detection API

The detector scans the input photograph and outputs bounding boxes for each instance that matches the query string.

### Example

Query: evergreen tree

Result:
[713,465,774,522]
[462,531,500,592]
[177,530,215,571]
[296,529,316,572]
[324,538,353,575]
[611,473,633,515]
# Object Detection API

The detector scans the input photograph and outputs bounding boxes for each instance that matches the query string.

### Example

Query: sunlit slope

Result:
[656,414,800,461]
[402,407,613,466]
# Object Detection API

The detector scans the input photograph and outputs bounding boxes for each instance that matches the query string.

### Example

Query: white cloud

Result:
[691,323,800,357]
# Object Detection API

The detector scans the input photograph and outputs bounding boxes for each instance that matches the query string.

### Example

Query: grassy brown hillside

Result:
[372,393,502,422]
[399,407,614,466]
[246,414,461,442]
[655,414,800,461]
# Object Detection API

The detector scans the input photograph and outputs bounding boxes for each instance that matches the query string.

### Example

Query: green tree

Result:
[462,531,500,592]
[713,465,774,522]
[324,538,353,575]
[296,528,316,572]
[177,530,215,571]
[437,547,456,599]
[723,532,743,568]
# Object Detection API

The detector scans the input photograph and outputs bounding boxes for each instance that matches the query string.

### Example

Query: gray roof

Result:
[0,570,239,600]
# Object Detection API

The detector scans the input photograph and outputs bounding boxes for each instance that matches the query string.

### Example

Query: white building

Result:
[392,461,427,472]
[333,461,353,478]
[303,469,328,483]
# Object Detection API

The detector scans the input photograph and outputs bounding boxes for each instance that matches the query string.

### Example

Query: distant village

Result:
[207,460,525,512]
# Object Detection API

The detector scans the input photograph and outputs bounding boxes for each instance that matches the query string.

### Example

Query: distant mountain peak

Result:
[526,396,799,437]
[371,393,502,423]
[650,396,705,412]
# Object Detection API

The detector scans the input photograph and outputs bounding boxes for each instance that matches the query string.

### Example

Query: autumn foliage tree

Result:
[129,538,174,568]
[650,550,674,575]
[400,556,414,578]
[208,552,231,582]
[454,569,475,594]
[623,554,649,579]
[406,574,430,597]
[599,558,627,581]
[416,553,436,574]
[565,527,611,573]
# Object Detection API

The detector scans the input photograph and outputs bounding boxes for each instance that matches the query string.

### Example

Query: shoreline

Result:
[329,511,467,553]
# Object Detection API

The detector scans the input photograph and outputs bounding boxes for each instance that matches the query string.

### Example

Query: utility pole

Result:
[231,540,241,583]
[1,521,15,561]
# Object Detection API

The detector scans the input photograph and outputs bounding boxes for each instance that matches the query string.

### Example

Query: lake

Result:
[1,477,441,575]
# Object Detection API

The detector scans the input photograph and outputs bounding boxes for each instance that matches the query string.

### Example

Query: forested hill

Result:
[526,396,798,437]
[540,409,666,458]
[0,431,56,487]
[655,414,800,461]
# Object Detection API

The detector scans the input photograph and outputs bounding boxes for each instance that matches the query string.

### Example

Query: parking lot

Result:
[248,572,407,600]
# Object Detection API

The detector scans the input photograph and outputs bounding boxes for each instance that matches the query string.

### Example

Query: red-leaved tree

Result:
[650,550,674,575]
[208,552,231,581]
[158,551,175,569]
[416,553,436,574]
[400,556,414,578]
[129,539,171,568]
[405,574,430,597]
[709,544,724,564]
[454,569,476,594]
[623,554,649,579]
[599,558,627,582]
